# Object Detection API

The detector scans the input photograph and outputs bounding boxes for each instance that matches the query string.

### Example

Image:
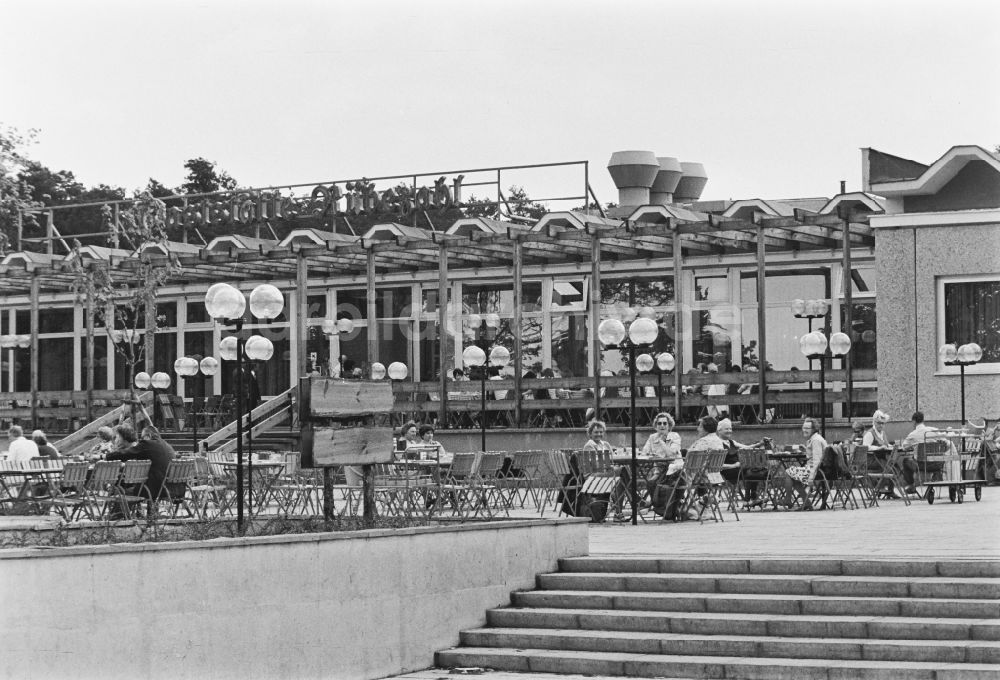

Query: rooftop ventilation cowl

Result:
[674,162,708,203]
[650,156,683,205]
[607,150,659,206]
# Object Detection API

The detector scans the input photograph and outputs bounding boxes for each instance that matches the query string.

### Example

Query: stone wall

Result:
[0,519,588,680]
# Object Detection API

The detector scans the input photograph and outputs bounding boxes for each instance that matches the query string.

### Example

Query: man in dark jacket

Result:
[107,424,178,500]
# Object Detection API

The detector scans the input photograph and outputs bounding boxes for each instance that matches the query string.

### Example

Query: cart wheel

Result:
[949,486,957,503]
[975,485,982,501]
[927,487,935,504]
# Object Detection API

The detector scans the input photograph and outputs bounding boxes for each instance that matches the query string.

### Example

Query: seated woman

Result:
[638,413,687,520]
[397,421,421,458]
[782,417,826,510]
[415,424,446,461]
[87,426,117,461]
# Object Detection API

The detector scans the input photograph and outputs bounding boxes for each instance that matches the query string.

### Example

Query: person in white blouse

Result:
[5,425,39,464]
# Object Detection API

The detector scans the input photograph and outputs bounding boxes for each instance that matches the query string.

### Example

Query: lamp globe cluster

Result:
[0,334,31,349]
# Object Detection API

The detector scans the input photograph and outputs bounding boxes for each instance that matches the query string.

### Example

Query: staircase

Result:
[437,556,1000,679]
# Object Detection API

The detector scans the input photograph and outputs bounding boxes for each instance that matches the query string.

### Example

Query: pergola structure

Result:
[1,188,881,430]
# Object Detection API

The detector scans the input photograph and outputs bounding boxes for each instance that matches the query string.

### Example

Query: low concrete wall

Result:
[0,519,588,680]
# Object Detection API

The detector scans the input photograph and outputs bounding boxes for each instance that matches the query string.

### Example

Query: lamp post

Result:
[637,351,676,413]
[174,355,219,454]
[321,317,356,377]
[798,330,852,438]
[939,342,983,431]
[205,282,284,533]
[134,370,171,428]
[462,343,510,451]
[598,314,659,525]
[791,299,829,396]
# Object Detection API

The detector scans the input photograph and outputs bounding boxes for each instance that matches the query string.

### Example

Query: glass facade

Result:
[4,258,879,424]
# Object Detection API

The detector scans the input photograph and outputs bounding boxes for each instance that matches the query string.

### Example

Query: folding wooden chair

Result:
[81,460,124,522]
[114,459,152,520]
[158,459,199,519]
[540,450,580,518]
[45,461,90,521]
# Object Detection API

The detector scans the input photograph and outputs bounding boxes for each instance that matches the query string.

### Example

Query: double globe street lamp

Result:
[462,343,510,452]
[174,355,219,454]
[598,314,659,525]
[636,351,676,413]
[798,330,852,438]
[938,342,983,430]
[205,282,284,533]
[134,370,171,428]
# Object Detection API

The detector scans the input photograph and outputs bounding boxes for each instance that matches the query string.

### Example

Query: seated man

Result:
[900,411,953,486]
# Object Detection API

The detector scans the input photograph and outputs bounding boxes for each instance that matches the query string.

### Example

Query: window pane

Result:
[463,283,513,315]
[186,302,210,324]
[601,276,675,309]
[551,313,589,378]
[740,308,819,371]
[15,310,29,333]
[306,324,329,375]
[307,294,326,319]
[418,321,456,382]
[155,302,177,328]
[695,275,728,303]
[337,289,367,321]
[843,302,877,370]
[38,338,73,390]
[551,279,587,312]
[692,306,737,369]
[740,268,831,304]
[154,333,177,383]
[182,331,213,398]
[80,338,108,391]
[337,327,367,377]
[13,348,29,391]
[944,280,1000,363]
[849,266,877,295]
[39,308,74,334]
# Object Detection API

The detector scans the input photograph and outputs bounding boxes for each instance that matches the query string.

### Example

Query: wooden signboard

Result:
[308,378,395,417]
[305,425,395,467]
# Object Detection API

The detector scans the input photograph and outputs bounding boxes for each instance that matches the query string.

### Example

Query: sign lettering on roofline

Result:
[164,176,467,229]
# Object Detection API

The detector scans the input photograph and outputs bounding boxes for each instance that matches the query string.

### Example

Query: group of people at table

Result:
[1,422,180,512]
[577,407,976,521]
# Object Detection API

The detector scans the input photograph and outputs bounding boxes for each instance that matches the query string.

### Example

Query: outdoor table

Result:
[0,467,64,514]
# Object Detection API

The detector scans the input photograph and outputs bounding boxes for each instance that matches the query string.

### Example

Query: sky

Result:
[2,0,999,208]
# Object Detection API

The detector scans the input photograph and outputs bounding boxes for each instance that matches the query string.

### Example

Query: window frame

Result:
[936,273,1000,375]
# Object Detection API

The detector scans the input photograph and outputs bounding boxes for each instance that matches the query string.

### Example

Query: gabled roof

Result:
[361,223,431,243]
[446,217,517,237]
[722,199,796,219]
[864,145,1000,196]
[818,192,885,215]
[531,211,621,233]
[203,235,278,253]
[134,240,202,257]
[277,228,358,248]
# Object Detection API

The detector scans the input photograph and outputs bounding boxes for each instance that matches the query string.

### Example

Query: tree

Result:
[144,177,174,199]
[0,125,42,254]
[178,157,237,195]
[463,185,548,222]
[70,191,180,400]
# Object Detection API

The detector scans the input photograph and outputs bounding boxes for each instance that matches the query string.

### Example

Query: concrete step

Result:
[512,589,1000,618]
[558,557,1000,578]
[537,572,1000,600]
[436,646,1000,680]
[460,628,1000,664]
[486,607,1000,641]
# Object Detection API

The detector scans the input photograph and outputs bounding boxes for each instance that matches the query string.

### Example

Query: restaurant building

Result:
[0,145,996,435]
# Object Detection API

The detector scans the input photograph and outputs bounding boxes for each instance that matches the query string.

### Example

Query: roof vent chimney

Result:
[673,162,708,203]
[607,150,659,207]
[649,157,683,205]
